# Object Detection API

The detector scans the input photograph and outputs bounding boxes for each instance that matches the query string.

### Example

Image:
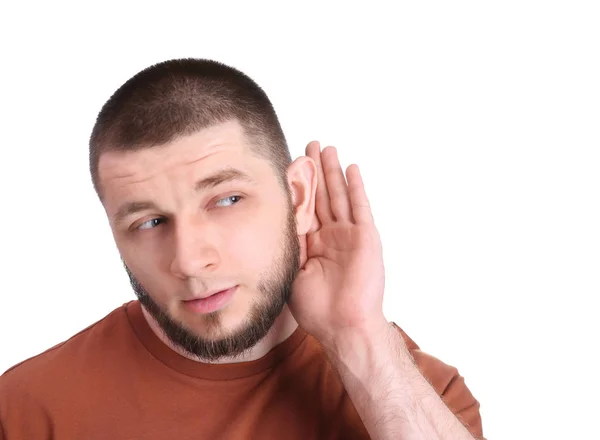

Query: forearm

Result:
[324,322,477,440]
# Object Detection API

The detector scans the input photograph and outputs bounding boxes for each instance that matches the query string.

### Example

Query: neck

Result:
[141,304,299,364]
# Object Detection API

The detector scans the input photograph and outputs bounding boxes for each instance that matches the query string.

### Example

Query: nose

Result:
[169,219,220,279]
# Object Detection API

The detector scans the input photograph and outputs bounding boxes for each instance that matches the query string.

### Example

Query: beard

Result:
[124,200,301,362]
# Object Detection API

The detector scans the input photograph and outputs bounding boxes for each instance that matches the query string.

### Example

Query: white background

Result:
[1,1,599,438]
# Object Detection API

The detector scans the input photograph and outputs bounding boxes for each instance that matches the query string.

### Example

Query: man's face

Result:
[98,120,300,361]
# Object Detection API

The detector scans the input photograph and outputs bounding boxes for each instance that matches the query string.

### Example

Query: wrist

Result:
[323,318,400,371]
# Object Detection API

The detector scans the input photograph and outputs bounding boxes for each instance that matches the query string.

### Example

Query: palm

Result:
[288,142,386,344]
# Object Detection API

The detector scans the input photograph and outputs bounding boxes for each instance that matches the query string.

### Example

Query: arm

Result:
[288,142,483,439]
[324,320,482,440]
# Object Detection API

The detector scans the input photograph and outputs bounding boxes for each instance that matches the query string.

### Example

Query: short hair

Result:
[89,58,292,197]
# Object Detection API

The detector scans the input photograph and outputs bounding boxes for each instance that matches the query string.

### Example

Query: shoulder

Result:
[0,302,145,437]
[391,323,459,387]
[0,302,131,392]
[390,322,484,439]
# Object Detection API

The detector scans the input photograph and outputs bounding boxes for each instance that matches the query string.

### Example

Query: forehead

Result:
[98,120,269,190]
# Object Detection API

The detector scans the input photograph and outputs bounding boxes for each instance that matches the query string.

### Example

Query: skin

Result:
[98,120,317,363]
[99,119,477,438]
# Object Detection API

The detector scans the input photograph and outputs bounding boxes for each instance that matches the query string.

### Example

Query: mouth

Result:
[182,285,238,314]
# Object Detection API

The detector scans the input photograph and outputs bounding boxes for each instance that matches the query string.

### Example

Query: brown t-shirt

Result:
[0,301,483,439]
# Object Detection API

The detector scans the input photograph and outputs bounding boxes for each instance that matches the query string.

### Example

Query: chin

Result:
[133,275,288,361]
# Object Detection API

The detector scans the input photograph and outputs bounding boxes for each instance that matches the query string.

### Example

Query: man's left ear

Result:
[286,156,317,235]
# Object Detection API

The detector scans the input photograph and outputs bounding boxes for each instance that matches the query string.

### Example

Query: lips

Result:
[186,287,233,301]
[182,286,238,314]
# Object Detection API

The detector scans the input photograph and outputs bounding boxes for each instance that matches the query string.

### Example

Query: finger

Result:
[309,214,321,234]
[298,232,308,267]
[321,146,352,222]
[346,164,374,225]
[305,140,334,222]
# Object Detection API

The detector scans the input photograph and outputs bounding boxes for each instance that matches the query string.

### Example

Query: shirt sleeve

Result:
[391,323,485,439]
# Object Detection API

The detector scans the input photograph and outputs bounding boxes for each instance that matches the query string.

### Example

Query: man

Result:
[0,58,484,439]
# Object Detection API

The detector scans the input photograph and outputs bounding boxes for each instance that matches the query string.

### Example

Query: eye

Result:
[215,195,243,208]
[137,218,164,230]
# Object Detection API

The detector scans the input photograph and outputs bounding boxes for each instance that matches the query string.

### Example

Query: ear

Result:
[286,156,318,235]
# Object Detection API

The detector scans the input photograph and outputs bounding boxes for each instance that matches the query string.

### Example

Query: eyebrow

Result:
[112,167,254,225]
[194,167,254,192]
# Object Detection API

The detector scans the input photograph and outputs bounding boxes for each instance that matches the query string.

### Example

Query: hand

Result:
[288,141,388,348]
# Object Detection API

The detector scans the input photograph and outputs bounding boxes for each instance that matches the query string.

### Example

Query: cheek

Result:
[118,240,161,277]
[123,254,166,296]
[228,213,283,275]
[115,238,171,299]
